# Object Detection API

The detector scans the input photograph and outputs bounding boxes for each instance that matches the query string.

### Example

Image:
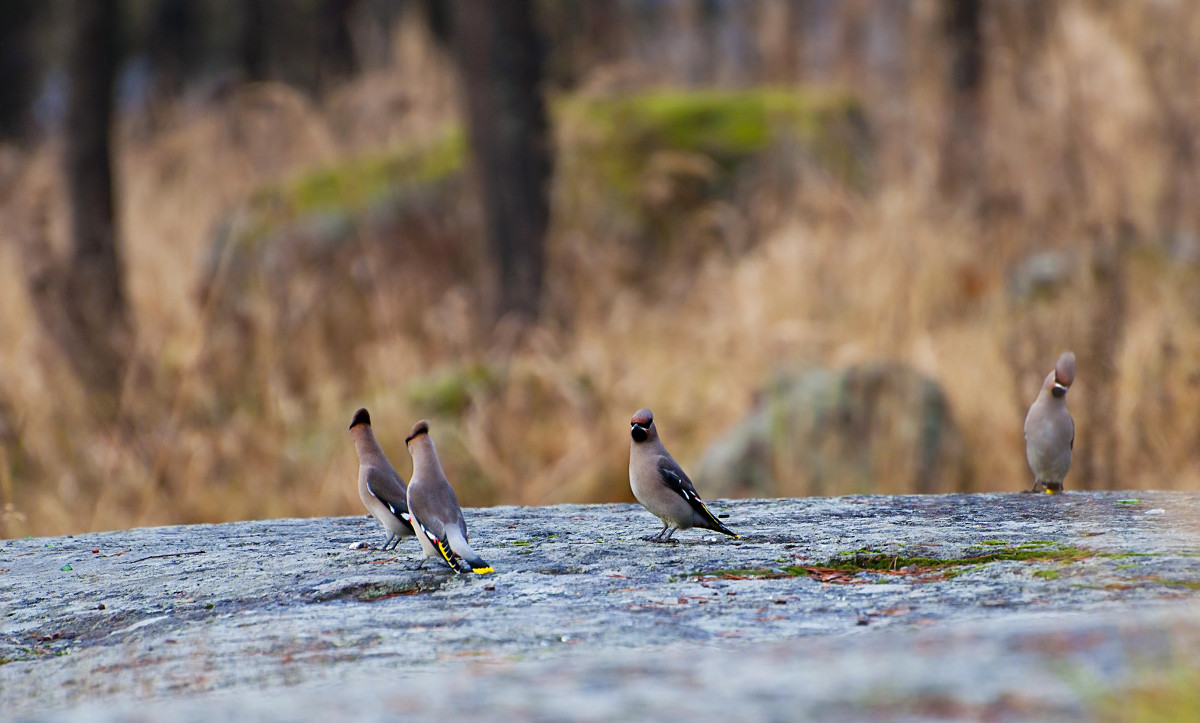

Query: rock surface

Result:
[4,491,1200,721]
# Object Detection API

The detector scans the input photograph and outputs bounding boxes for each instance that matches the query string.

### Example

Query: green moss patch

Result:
[256,131,465,220]
[567,89,864,162]
[407,363,502,417]
[689,544,1094,585]
[1092,665,1200,722]
[1148,578,1200,591]
[830,544,1091,570]
[311,582,433,603]
[225,130,467,255]
[557,87,871,235]
[0,643,73,666]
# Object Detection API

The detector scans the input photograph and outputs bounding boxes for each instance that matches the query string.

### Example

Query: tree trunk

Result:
[1077,222,1132,491]
[237,0,267,81]
[0,1,41,139]
[938,0,985,200]
[148,0,196,99]
[453,0,553,326]
[51,0,131,408]
[317,0,360,91]
[581,0,625,70]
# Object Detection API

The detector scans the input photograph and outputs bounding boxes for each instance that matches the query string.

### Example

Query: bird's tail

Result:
[445,527,494,574]
[694,501,739,538]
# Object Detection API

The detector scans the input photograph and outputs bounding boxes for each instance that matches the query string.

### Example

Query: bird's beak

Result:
[1051,383,1068,398]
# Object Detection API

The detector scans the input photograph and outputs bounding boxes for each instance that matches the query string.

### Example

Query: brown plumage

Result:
[349,408,415,549]
[628,408,737,542]
[1024,352,1076,494]
[405,420,493,574]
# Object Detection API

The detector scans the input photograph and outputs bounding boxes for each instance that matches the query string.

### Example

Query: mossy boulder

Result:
[556,88,871,266]
[696,362,972,498]
[406,362,502,418]
[195,131,479,407]
[243,131,466,230]
[563,88,869,191]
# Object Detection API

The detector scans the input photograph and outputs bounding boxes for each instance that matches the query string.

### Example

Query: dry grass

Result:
[2,2,1200,537]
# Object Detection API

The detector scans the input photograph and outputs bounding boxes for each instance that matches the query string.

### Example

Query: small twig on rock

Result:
[128,550,206,563]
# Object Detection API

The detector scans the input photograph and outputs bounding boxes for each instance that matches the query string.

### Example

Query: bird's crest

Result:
[349,408,371,430]
[406,419,431,444]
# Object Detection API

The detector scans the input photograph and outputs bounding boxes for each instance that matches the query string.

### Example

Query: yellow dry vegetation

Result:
[1,4,1199,537]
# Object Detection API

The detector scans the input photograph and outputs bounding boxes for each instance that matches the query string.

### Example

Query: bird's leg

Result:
[383,535,397,551]
[643,522,670,542]
[644,524,680,543]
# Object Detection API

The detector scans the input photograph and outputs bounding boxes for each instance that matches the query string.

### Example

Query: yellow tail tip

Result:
[472,566,494,574]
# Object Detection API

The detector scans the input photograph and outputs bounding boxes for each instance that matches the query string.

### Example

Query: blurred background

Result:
[1,0,1197,538]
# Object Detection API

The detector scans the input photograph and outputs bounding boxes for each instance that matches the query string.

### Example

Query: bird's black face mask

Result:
[630,423,649,443]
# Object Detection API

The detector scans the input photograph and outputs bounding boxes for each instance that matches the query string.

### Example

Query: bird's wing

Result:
[365,468,414,531]
[656,456,727,530]
[407,481,463,569]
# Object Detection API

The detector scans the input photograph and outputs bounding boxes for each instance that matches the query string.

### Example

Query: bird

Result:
[1024,352,1076,494]
[628,408,737,542]
[404,420,494,574]
[349,408,415,550]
